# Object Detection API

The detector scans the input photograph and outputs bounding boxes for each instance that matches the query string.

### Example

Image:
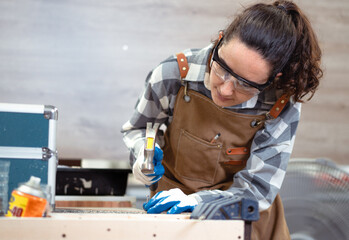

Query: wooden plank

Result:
[55,200,133,208]
[55,196,136,208]
[0,212,246,240]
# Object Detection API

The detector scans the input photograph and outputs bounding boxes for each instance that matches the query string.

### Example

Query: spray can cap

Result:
[26,176,41,188]
[17,176,46,199]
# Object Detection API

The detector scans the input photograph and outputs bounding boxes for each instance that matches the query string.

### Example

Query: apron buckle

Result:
[250,119,263,128]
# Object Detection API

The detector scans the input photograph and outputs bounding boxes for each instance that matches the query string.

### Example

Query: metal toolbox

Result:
[0,103,58,207]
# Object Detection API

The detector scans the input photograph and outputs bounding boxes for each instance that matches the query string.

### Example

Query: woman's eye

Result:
[237,80,253,89]
[223,72,231,81]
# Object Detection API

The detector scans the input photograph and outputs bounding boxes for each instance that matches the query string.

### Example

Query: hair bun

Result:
[276,4,288,13]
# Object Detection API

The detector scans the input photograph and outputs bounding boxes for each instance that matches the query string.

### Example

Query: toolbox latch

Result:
[42,147,57,161]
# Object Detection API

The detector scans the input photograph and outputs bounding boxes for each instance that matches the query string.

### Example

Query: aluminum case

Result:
[0,103,58,208]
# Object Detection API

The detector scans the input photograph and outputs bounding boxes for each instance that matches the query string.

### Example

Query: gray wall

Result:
[0,0,348,164]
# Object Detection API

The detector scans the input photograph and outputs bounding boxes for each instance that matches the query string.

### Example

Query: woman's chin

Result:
[212,95,231,107]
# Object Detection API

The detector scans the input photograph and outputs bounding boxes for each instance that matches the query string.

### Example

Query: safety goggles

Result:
[211,38,274,95]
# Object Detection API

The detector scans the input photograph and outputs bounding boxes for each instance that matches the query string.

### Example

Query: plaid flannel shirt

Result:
[121,44,301,211]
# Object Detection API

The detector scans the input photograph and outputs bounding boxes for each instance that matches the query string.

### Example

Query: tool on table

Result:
[141,122,160,191]
[191,196,259,221]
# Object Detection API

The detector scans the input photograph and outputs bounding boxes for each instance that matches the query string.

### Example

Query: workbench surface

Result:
[0,208,246,240]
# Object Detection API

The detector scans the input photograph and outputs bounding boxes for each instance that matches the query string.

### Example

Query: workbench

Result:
[0,207,250,240]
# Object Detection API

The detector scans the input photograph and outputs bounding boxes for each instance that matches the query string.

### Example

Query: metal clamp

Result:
[191,196,259,221]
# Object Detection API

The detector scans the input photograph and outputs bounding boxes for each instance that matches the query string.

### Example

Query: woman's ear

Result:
[219,31,224,40]
[272,73,283,88]
[274,72,283,82]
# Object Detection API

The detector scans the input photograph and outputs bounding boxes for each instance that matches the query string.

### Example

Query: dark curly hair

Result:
[219,0,323,102]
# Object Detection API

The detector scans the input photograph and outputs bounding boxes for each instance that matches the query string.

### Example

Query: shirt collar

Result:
[183,44,213,82]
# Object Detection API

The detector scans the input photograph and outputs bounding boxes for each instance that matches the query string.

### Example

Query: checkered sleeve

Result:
[121,57,182,166]
[194,101,302,211]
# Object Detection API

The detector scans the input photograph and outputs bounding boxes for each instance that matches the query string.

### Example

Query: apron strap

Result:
[176,53,189,79]
[176,53,191,102]
[267,94,290,119]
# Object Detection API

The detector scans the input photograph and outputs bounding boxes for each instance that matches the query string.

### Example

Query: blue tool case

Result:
[0,103,58,208]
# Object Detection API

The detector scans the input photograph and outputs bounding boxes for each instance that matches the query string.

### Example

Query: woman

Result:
[122,1,322,239]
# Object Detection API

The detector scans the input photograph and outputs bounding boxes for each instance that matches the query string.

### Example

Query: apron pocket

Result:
[175,129,221,184]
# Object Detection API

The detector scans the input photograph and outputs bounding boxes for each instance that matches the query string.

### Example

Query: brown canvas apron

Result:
[151,54,290,240]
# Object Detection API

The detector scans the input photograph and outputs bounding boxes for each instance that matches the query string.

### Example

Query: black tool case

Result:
[56,168,131,196]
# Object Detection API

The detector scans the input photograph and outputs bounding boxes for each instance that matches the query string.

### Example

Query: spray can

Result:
[6,176,47,217]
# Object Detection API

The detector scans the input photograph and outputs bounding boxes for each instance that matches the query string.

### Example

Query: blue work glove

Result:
[133,145,165,186]
[143,188,198,214]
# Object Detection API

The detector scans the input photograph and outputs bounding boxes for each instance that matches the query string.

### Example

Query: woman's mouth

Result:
[216,89,233,102]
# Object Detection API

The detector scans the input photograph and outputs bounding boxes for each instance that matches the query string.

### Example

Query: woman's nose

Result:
[220,80,235,96]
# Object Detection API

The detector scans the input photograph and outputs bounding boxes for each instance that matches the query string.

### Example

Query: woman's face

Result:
[209,37,272,107]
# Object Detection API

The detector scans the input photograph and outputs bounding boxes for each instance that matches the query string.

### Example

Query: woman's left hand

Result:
[143,188,198,214]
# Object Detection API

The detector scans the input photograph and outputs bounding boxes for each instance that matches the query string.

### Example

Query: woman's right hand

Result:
[132,146,164,186]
